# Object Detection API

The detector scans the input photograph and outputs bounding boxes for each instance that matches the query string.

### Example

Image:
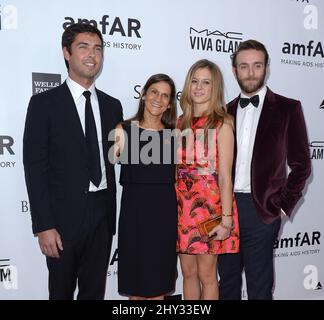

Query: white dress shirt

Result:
[234,86,267,193]
[66,77,107,191]
[234,86,287,216]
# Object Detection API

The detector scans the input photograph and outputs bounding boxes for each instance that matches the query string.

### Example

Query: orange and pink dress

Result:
[176,116,240,255]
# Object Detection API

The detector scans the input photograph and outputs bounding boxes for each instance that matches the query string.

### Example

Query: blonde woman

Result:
[176,59,239,300]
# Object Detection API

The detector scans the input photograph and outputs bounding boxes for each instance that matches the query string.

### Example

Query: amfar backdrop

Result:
[0,0,323,300]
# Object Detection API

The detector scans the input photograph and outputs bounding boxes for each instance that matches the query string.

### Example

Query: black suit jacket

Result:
[23,81,123,239]
[228,87,311,223]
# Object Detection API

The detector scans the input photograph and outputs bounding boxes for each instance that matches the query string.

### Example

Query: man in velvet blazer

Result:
[23,23,123,299]
[218,40,311,300]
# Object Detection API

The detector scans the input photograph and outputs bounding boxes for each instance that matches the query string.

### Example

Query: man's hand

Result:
[37,229,63,258]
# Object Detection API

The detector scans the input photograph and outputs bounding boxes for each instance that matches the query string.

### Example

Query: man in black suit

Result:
[218,40,311,299]
[23,23,123,300]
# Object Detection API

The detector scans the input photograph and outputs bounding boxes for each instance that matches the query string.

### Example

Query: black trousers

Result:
[218,193,281,300]
[46,189,113,300]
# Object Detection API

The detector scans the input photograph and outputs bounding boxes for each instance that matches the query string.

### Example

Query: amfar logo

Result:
[63,15,141,38]
[274,231,320,249]
[62,15,142,51]
[303,265,322,291]
[274,232,320,259]
[282,40,324,58]
[310,141,324,160]
[0,4,18,30]
[189,27,243,53]
[32,73,61,95]
[0,259,18,290]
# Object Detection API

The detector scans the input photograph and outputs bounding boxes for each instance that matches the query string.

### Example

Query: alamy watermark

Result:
[107,122,219,175]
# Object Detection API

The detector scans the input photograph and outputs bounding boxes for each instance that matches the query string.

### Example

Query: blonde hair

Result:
[180,59,228,135]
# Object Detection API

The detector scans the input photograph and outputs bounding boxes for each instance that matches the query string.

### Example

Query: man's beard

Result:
[236,70,266,95]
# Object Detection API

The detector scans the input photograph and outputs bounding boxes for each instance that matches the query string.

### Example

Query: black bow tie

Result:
[239,95,259,108]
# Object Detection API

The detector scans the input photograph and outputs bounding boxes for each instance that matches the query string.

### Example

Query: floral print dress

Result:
[176,116,240,254]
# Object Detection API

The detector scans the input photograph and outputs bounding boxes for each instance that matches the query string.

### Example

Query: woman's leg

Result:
[197,254,218,300]
[179,253,201,299]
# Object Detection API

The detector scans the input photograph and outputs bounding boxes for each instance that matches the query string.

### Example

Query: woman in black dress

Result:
[114,74,178,300]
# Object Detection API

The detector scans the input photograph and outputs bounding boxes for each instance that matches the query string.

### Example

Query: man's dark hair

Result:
[61,23,103,69]
[231,39,269,68]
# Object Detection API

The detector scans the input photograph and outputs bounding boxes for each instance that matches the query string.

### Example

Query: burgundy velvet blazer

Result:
[227,87,311,224]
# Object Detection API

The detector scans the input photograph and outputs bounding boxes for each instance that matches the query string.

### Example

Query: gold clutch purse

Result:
[197,215,222,241]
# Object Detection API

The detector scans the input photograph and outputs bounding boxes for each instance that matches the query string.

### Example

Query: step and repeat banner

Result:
[0,0,323,300]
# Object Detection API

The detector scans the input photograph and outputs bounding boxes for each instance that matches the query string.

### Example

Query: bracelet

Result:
[222,213,233,217]
[220,222,233,231]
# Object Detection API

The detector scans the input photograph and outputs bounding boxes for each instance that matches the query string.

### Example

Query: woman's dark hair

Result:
[129,73,177,129]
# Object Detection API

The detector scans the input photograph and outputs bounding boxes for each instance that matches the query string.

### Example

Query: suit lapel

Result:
[253,87,276,148]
